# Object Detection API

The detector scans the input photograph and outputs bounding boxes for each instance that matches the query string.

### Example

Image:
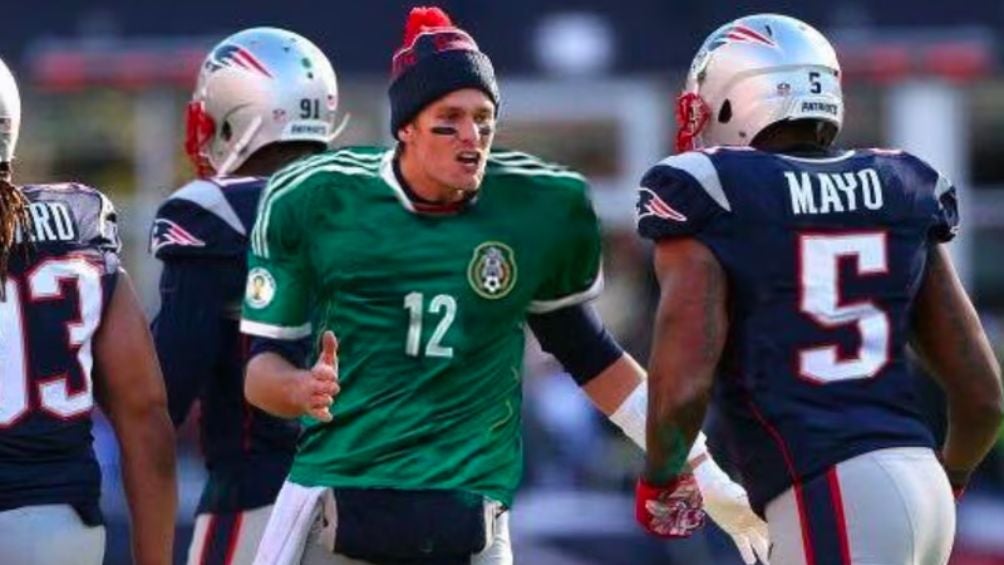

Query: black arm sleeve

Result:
[248,336,312,369]
[150,258,233,426]
[527,302,624,386]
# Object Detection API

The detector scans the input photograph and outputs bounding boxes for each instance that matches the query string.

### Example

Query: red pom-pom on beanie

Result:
[401,6,455,48]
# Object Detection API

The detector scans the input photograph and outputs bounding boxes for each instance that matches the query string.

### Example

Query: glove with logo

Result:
[635,474,706,538]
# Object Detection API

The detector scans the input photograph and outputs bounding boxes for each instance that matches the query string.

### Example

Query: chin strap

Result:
[325,112,351,144]
[217,116,263,177]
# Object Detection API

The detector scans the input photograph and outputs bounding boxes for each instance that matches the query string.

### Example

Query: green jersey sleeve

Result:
[240,172,316,340]
[529,178,603,313]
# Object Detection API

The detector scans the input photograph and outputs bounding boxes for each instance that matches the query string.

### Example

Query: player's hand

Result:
[693,456,770,564]
[304,331,339,422]
[635,474,706,538]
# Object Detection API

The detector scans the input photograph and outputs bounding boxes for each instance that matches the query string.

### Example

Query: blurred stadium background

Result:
[3,1,1004,563]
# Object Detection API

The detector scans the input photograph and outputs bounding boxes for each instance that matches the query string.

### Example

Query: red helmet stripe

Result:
[235,49,273,78]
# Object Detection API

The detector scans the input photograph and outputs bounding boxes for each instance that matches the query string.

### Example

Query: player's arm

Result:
[630,236,729,539]
[241,171,340,420]
[150,258,229,426]
[93,271,177,565]
[645,237,727,482]
[530,297,768,562]
[245,333,339,421]
[910,243,1004,494]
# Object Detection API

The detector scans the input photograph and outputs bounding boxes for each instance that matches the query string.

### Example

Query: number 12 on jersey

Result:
[404,292,456,358]
[798,232,890,384]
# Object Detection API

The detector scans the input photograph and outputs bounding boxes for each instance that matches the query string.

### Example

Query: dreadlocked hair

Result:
[0,162,29,298]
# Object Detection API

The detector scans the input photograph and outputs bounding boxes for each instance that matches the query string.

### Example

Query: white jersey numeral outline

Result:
[798,232,890,384]
[0,257,103,425]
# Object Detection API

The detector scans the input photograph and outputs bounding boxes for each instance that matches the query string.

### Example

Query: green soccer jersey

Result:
[240,146,602,506]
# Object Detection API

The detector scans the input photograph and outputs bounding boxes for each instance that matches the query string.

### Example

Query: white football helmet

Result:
[676,14,843,152]
[0,56,21,167]
[186,27,340,177]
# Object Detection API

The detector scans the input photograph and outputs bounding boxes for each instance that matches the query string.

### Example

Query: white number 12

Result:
[404,292,456,358]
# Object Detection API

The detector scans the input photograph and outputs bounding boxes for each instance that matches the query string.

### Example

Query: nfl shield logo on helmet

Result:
[468,242,517,299]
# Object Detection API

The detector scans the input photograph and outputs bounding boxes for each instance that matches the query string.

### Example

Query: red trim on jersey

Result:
[224,512,244,565]
[827,468,852,564]
[792,483,817,565]
[746,400,816,565]
[200,515,218,565]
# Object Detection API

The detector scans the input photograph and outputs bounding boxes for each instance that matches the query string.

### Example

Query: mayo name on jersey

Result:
[636,146,958,514]
[241,146,603,506]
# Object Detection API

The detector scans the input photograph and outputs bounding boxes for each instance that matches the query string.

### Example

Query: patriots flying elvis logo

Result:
[707,24,777,50]
[150,218,206,253]
[204,44,273,77]
[637,188,688,223]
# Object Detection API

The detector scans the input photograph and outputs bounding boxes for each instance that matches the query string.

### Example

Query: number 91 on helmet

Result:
[185,27,341,177]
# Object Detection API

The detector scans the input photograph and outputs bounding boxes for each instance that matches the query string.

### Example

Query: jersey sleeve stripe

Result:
[658,152,732,212]
[239,319,312,340]
[336,149,384,162]
[489,166,586,182]
[254,163,378,258]
[528,270,605,314]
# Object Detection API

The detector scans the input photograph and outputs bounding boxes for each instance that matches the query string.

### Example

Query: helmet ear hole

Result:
[221,121,233,142]
[718,100,732,124]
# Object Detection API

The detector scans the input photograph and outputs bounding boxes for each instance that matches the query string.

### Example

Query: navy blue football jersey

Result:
[0,183,120,523]
[636,146,958,515]
[150,176,298,513]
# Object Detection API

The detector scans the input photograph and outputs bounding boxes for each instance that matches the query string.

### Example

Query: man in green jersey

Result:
[241,6,768,565]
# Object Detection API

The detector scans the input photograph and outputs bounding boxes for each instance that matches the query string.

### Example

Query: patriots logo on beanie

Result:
[388,6,500,137]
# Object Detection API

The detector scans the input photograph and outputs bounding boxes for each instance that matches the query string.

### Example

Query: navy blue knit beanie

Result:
[389,6,500,138]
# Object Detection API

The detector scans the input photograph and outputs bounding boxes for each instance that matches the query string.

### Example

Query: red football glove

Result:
[636,474,707,538]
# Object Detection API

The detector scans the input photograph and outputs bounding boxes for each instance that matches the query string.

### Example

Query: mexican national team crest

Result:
[468,242,517,299]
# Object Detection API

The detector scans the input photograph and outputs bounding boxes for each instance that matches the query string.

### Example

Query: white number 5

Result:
[799,232,890,384]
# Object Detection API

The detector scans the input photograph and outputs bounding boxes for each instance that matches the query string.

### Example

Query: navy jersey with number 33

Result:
[0,183,120,522]
[636,146,958,514]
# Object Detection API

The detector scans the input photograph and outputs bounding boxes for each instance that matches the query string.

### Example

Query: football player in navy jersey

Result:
[635,14,1003,565]
[0,57,177,564]
[149,28,341,565]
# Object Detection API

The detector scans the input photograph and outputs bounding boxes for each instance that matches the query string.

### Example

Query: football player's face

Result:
[400,89,495,201]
